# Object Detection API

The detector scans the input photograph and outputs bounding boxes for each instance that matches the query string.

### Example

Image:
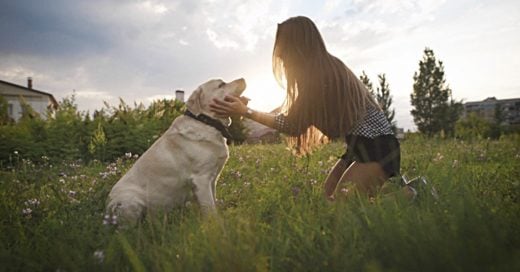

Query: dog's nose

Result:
[234,78,246,90]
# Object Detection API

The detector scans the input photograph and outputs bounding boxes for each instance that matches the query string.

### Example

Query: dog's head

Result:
[186,78,246,126]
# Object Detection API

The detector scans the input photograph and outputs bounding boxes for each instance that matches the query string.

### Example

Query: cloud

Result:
[1,0,519,131]
[0,0,115,57]
[74,90,114,100]
[145,94,175,102]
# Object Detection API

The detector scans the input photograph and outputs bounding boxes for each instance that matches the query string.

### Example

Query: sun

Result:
[241,74,286,113]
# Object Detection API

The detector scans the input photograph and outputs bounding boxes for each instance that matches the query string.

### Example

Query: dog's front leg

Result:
[192,174,217,215]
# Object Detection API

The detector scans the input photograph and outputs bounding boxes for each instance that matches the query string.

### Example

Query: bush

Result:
[0,96,190,166]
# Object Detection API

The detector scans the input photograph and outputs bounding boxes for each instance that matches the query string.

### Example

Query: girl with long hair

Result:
[210,16,401,200]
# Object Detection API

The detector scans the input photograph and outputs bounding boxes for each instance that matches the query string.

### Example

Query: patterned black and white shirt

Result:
[274,104,394,138]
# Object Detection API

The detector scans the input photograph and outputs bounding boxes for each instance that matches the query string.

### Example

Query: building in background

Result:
[243,119,279,144]
[0,78,58,122]
[463,97,520,126]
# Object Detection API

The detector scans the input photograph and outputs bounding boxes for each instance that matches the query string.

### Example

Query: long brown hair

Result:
[273,16,378,155]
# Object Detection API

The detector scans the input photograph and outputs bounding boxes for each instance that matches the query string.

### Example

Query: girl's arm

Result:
[210,96,302,135]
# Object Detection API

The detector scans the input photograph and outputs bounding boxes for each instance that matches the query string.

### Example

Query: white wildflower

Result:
[24,198,40,206]
[93,250,105,263]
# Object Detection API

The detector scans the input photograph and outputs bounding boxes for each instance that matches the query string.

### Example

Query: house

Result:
[395,127,405,140]
[463,97,520,126]
[243,107,281,144]
[0,77,58,122]
[243,119,280,144]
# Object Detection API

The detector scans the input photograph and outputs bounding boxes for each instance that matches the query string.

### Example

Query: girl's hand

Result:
[210,95,249,118]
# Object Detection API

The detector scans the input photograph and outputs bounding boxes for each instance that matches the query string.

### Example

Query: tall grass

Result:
[0,136,518,271]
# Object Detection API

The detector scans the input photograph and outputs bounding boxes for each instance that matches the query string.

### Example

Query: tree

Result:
[359,71,375,96]
[360,71,397,132]
[410,48,462,136]
[455,112,491,140]
[228,116,248,144]
[88,122,107,161]
[489,103,505,139]
[375,74,397,132]
[494,103,505,125]
[0,96,11,125]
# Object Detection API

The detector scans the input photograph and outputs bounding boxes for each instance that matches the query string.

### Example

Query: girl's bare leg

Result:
[336,161,388,197]
[323,159,351,200]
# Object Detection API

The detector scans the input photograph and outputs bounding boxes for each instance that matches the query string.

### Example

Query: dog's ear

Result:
[186,87,203,115]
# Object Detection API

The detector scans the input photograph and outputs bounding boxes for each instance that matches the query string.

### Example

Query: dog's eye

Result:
[218,82,225,88]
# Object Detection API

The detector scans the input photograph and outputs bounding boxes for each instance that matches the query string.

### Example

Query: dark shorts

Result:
[340,134,401,177]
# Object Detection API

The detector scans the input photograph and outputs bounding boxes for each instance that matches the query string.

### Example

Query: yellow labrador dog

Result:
[107,78,246,223]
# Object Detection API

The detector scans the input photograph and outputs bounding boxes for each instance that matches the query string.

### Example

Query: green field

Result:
[1,136,519,271]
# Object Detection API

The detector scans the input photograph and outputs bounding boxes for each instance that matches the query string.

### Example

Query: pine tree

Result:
[359,71,375,96]
[410,48,461,136]
[376,74,396,132]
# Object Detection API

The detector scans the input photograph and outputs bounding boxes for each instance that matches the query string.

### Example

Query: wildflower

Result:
[24,198,40,206]
[22,208,32,216]
[125,152,132,159]
[68,190,77,198]
[340,188,349,195]
[234,171,242,178]
[133,154,139,159]
[433,152,444,162]
[243,181,251,186]
[318,161,324,167]
[309,179,318,186]
[93,250,105,263]
[291,186,301,197]
[14,150,18,155]
[102,214,118,225]
[59,178,65,184]
[452,160,459,168]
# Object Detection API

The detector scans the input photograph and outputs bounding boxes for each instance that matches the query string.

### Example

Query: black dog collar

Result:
[184,110,233,143]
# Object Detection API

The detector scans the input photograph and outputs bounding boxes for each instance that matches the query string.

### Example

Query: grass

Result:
[0,135,519,271]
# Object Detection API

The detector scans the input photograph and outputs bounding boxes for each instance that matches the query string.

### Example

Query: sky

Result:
[1,0,519,131]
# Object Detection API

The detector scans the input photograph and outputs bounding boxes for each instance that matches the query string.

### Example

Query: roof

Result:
[0,79,58,108]
[465,97,520,105]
